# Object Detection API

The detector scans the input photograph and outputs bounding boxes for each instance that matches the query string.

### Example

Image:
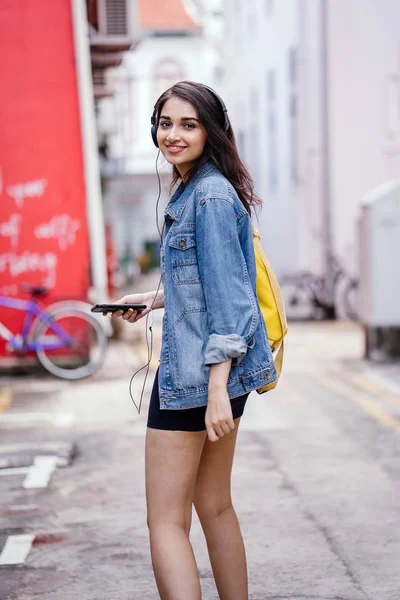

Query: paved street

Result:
[1,316,400,600]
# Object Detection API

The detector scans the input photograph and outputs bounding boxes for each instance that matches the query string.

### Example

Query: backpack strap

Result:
[252,227,288,348]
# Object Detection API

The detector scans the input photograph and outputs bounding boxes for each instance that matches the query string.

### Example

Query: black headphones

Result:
[150,84,230,148]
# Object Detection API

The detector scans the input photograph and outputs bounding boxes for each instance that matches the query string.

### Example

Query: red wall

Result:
[0,1,91,352]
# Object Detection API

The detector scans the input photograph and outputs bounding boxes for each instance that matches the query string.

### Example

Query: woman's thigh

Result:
[193,418,241,517]
[145,427,207,527]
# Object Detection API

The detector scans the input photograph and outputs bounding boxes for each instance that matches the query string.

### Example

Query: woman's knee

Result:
[193,490,233,523]
[147,507,192,536]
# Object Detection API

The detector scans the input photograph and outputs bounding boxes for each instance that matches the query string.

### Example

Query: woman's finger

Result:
[213,424,225,439]
[221,421,233,435]
[111,310,123,319]
[122,309,135,321]
[206,425,219,442]
[132,308,150,323]
[128,308,146,323]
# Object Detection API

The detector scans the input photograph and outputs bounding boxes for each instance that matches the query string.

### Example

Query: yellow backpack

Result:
[252,227,288,392]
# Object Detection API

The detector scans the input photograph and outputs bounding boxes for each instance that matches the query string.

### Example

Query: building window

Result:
[250,86,259,114]
[267,70,275,102]
[267,111,278,192]
[152,58,184,101]
[265,0,274,15]
[248,88,260,184]
[288,47,298,185]
[289,94,297,119]
[288,47,297,85]
[250,125,260,185]
[266,70,278,193]
[237,130,246,162]
[289,94,298,184]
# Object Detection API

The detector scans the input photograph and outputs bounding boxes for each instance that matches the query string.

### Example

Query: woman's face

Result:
[156,96,207,178]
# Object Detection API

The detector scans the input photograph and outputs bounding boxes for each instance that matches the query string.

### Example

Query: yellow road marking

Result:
[0,387,12,413]
[349,373,400,410]
[317,375,400,435]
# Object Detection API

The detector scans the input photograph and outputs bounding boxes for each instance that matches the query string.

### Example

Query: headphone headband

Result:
[201,85,230,132]
[150,83,229,148]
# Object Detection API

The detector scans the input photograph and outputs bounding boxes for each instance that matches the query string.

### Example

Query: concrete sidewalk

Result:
[1,311,400,599]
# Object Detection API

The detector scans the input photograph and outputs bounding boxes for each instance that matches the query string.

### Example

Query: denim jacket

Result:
[158,161,277,409]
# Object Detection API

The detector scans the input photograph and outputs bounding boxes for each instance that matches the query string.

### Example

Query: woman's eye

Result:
[159,121,196,129]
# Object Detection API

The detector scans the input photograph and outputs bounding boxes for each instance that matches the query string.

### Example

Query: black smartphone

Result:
[91,303,147,314]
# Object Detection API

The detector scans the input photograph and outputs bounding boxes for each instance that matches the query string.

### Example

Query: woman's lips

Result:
[165,145,187,153]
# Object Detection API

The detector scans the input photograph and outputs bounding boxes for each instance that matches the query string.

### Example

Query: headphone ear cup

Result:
[151,124,159,148]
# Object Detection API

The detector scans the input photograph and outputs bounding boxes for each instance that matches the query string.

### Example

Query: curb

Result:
[0,441,77,470]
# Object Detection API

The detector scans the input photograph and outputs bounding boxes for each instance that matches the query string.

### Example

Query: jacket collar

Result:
[164,161,216,222]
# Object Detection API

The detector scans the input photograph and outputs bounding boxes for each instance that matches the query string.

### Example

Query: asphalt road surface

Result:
[0,320,400,600]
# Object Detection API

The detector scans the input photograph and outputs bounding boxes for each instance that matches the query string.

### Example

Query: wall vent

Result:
[91,0,139,49]
[104,0,128,35]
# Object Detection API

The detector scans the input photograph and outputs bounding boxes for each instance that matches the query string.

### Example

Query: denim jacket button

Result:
[180,237,185,247]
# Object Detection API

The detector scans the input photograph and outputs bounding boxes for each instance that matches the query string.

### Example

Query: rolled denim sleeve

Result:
[204,333,248,365]
[196,197,258,366]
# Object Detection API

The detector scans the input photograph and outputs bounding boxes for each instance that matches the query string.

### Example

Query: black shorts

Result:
[147,368,249,432]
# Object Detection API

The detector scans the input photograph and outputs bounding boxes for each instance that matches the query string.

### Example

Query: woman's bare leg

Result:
[193,418,248,600]
[145,427,207,600]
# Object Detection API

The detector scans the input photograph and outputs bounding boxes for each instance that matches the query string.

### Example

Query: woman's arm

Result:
[145,289,164,310]
[109,289,164,323]
[196,197,256,441]
[205,359,235,442]
[196,197,258,366]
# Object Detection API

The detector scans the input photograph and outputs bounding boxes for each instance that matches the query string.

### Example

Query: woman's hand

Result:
[107,290,164,324]
[205,385,235,442]
[205,359,234,442]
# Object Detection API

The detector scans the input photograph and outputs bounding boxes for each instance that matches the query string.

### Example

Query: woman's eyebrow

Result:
[159,115,200,122]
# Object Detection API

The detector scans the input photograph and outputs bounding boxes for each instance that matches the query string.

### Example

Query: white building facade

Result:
[222,0,299,276]
[297,0,400,280]
[223,0,400,296]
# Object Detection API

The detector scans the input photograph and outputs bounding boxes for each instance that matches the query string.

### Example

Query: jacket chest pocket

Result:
[168,232,200,285]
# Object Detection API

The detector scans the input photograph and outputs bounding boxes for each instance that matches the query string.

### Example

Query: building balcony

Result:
[92,68,114,99]
[91,50,124,68]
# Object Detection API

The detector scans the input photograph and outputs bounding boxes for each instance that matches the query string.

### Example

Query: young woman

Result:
[110,81,277,600]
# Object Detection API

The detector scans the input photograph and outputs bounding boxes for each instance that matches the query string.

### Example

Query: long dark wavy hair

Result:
[153,81,261,216]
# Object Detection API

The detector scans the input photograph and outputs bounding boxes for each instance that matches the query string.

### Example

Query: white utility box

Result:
[359,180,400,326]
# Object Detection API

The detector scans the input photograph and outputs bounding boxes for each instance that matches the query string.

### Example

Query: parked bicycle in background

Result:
[280,255,359,322]
[0,285,109,380]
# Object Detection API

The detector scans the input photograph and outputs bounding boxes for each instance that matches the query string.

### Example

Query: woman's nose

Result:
[166,126,181,142]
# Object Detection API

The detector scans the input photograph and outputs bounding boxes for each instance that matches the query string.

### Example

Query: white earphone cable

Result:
[128,151,164,413]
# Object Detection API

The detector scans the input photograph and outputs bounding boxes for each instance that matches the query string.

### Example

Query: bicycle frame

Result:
[0,296,75,352]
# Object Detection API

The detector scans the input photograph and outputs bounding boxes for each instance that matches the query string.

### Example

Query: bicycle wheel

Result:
[280,280,317,321]
[34,307,108,380]
[343,278,359,321]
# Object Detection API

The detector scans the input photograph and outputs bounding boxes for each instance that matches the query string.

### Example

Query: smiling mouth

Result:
[165,145,187,152]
